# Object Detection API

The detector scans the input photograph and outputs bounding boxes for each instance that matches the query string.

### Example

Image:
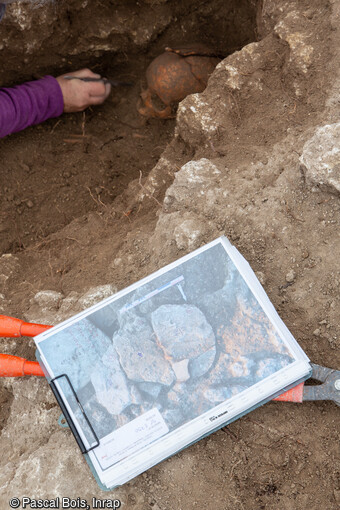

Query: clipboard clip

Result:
[50,373,100,454]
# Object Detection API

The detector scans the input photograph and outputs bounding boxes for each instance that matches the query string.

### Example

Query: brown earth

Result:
[0,0,339,509]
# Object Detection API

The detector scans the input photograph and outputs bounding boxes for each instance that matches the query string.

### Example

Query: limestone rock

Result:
[33,290,63,311]
[176,94,220,146]
[138,381,164,399]
[81,395,117,439]
[171,359,190,382]
[274,12,314,75]
[0,292,8,313]
[300,123,340,194]
[163,159,222,214]
[91,345,135,416]
[176,35,282,147]
[113,313,175,386]
[78,284,117,309]
[40,318,112,390]
[151,304,216,363]
[27,285,117,325]
[188,347,216,379]
[0,253,19,286]
[174,216,209,251]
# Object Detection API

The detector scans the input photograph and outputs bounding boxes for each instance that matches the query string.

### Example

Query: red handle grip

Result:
[0,353,44,377]
[273,382,304,402]
[0,314,52,337]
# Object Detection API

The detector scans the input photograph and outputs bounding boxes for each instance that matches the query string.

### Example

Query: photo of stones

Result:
[39,242,294,443]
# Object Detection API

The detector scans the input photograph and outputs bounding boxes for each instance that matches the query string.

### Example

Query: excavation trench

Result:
[1,1,339,505]
[0,0,259,254]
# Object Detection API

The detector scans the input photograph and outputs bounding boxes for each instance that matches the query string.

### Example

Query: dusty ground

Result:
[0,0,339,509]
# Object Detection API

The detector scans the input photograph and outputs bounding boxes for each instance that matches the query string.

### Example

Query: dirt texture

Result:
[0,0,340,509]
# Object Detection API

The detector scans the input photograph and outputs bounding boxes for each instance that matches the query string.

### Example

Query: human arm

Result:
[0,69,111,138]
[0,75,63,138]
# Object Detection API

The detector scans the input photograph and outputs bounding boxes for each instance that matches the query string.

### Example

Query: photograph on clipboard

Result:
[34,237,311,489]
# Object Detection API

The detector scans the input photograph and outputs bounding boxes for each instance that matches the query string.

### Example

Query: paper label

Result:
[94,408,169,470]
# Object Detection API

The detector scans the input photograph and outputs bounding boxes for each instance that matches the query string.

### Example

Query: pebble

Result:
[285,269,296,283]
[33,290,63,309]
[255,271,266,285]
[304,8,315,19]
[26,200,34,208]
[313,328,320,337]
[334,489,340,505]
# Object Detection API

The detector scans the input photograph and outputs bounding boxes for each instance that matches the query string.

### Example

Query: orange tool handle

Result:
[273,382,304,403]
[0,314,52,337]
[0,353,44,377]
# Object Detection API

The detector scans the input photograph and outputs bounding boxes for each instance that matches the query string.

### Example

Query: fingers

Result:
[56,69,112,113]
[87,81,107,97]
[68,68,101,80]
[89,89,112,106]
[90,82,112,100]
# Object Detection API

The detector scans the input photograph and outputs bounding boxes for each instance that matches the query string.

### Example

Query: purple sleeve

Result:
[0,75,64,138]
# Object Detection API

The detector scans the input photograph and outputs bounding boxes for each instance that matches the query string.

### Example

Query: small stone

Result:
[255,271,266,285]
[78,284,117,309]
[20,162,30,172]
[304,8,315,19]
[301,250,309,259]
[313,328,320,337]
[33,290,63,310]
[285,270,296,283]
[174,218,208,250]
[26,200,34,208]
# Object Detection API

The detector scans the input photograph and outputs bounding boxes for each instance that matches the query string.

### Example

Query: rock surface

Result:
[300,123,340,194]
[91,345,135,416]
[1,0,340,508]
[113,313,176,386]
[151,304,216,362]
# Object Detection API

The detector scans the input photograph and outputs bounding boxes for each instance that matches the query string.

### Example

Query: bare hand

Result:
[56,68,111,113]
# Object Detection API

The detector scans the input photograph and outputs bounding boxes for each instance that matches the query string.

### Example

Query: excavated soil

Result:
[0,1,339,509]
